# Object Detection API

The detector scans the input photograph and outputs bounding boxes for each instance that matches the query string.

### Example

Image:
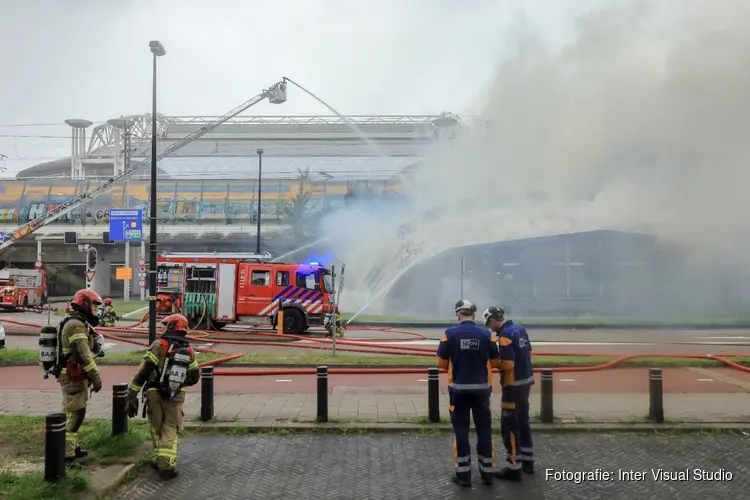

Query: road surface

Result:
[116,433,749,500]
[1,365,747,394]
[3,310,750,356]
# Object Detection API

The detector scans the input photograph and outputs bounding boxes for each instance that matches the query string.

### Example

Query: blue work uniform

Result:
[437,320,501,483]
[499,320,535,470]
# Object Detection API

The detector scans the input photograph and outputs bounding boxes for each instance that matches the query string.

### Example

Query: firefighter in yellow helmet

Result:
[126,314,200,479]
[57,289,104,468]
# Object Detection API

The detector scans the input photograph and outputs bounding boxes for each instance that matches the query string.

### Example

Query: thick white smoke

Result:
[323,0,750,316]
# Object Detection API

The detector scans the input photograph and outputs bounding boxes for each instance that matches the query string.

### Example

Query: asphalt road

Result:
[3,365,748,394]
[3,310,750,356]
[116,433,749,500]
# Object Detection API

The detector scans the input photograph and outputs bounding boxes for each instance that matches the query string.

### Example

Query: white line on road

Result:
[122,306,149,319]
[417,379,428,382]
[275,379,292,383]
[697,379,714,382]
[559,379,575,382]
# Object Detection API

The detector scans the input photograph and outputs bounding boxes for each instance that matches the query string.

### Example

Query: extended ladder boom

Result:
[0,79,288,251]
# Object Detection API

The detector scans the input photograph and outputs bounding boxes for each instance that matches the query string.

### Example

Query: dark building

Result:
[386,230,749,318]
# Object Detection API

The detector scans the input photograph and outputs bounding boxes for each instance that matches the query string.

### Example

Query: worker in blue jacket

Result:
[437,300,505,487]
[484,306,535,479]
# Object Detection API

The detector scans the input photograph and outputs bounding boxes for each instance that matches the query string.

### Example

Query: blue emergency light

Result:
[309,261,320,266]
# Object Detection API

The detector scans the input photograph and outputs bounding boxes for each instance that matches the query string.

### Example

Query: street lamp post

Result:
[148,40,166,345]
[256,148,263,254]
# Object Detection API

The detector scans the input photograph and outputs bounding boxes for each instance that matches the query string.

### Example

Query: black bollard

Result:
[649,368,664,423]
[427,367,440,423]
[44,413,66,482]
[317,365,328,423]
[112,383,129,436]
[540,369,554,424]
[201,366,214,422]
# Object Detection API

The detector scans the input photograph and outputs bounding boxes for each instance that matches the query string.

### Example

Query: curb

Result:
[183,421,750,434]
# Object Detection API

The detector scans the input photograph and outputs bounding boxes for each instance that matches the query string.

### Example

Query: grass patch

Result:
[2,348,748,368]
[0,415,150,500]
[0,469,89,500]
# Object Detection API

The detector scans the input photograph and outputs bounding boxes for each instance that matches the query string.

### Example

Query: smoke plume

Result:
[322,0,750,317]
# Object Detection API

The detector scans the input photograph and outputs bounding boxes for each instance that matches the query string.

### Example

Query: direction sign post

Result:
[109,209,143,242]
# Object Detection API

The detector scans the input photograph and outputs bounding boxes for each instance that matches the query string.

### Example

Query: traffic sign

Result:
[138,258,145,266]
[109,208,143,242]
[138,265,146,273]
[85,270,96,282]
[34,260,43,269]
[0,231,4,242]
[138,279,145,287]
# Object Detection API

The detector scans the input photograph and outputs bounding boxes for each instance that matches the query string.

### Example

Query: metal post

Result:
[148,50,159,345]
[427,367,440,423]
[330,266,336,356]
[316,365,328,422]
[44,413,66,482]
[256,148,263,254]
[140,240,146,301]
[649,368,664,423]
[200,366,214,421]
[540,368,554,423]
[460,257,465,299]
[124,241,131,302]
[112,383,129,436]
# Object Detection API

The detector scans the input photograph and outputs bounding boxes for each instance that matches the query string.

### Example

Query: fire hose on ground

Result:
[2,316,750,374]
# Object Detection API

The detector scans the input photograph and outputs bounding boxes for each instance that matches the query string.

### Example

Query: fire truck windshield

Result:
[323,274,333,293]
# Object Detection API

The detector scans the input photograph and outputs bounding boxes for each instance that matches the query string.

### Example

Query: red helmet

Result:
[70,289,103,311]
[161,314,189,334]
[104,298,112,305]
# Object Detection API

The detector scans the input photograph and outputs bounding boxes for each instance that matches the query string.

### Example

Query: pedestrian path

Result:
[1,389,748,424]
[116,433,749,499]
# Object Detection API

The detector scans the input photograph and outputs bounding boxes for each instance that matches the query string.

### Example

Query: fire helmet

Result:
[104,297,112,305]
[161,314,189,334]
[70,289,103,312]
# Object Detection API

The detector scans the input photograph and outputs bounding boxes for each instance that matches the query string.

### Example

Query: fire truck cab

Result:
[155,252,336,334]
[0,268,48,309]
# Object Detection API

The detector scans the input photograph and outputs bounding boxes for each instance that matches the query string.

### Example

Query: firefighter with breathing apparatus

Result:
[38,289,104,468]
[125,314,200,479]
[99,297,120,327]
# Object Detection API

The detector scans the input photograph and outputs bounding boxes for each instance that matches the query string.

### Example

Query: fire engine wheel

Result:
[282,308,305,335]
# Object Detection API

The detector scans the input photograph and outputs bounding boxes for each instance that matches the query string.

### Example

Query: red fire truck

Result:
[155,252,337,334]
[0,268,48,310]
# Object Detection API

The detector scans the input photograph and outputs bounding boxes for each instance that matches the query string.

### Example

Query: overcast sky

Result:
[0,0,603,177]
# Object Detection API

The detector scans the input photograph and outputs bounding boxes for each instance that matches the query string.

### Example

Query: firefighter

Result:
[58,289,104,468]
[99,297,119,327]
[484,306,534,479]
[126,314,200,479]
[437,300,503,487]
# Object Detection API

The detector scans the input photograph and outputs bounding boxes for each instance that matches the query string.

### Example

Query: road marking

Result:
[417,379,428,382]
[101,343,118,350]
[122,306,149,318]
[275,379,292,383]
[559,379,575,382]
[697,378,714,382]
[693,336,750,340]
[374,340,658,347]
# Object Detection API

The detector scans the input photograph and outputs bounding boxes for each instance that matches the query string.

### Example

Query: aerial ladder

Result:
[0,78,289,251]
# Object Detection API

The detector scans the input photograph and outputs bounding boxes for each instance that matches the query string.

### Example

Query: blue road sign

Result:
[0,231,4,242]
[109,209,143,241]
